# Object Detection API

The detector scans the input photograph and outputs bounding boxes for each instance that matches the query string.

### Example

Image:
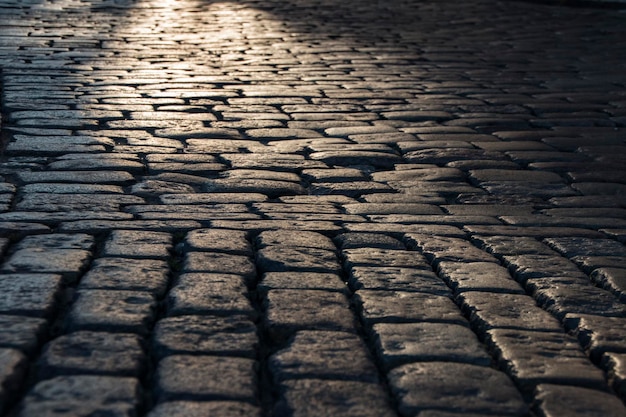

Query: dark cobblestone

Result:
[1,0,626,414]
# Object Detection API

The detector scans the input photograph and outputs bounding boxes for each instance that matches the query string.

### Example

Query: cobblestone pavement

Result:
[0,0,625,415]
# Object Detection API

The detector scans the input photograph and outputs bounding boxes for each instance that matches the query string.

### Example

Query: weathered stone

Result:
[258,272,346,293]
[388,362,527,416]
[0,348,28,413]
[103,230,172,259]
[348,266,449,294]
[185,229,252,255]
[342,248,432,269]
[16,375,141,417]
[0,274,63,318]
[591,268,626,302]
[167,273,254,318]
[256,247,340,273]
[0,315,47,355]
[457,292,563,334]
[372,322,491,370]
[270,331,379,383]
[437,261,525,294]
[354,290,466,325]
[264,290,354,341]
[147,401,262,417]
[405,234,500,265]
[486,329,607,391]
[534,384,626,417]
[79,258,170,297]
[183,252,256,282]
[275,379,396,417]
[256,230,336,250]
[153,315,257,359]
[155,355,257,403]
[564,314,626,362]
[66,290,157,336]
[37,331,145,378]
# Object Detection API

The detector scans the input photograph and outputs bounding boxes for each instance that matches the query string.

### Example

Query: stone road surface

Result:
[0,0,625,416]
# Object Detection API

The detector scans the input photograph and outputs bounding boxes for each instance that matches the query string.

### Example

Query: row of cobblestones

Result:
[0,0,625,416]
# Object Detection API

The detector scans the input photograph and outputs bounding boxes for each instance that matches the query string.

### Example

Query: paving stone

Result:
[37,331,145,378]
[355,290,466,326]
[571,255,626,274]
[270,330,379,383]
[472,235,556,256]
[310,181,393,197]
[334,233,405,250]
[66,290,157,336]
[486,329,607,391]
[342,248,432,270]
[531,281,626,320]
[371,322,491,371]
[2,246,92,283]
[16,375,141,417]
[347,266,449,295]
[405,234,499,265]
[602,352,626,400]
[78,257,170,297]
[436,261,525,294]
[17,170,135,184]
[0,274,63,318]
[153,315,257,359]
[275,379,395,417]
[185,229,252,255]
[155,355,257,403]
[256,247,340,274]
[258,272,346,293]
[59,219,202,233]
[590,268,626,302]
[0,348,28,413]
[256,230,336,251]
[15,193,144,212]
[183,252,256,282]
[534,384,626,417]
[0,315,47,355]
[147,401,262,417]
[564,314,626,363]
[457,292,563,334]
[264,290,355,342]
[502,254,588,284]
[167,273,254,318]
[388,362,527,416]
[103,230,172,259]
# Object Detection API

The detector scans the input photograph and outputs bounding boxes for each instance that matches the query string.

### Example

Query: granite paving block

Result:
[590,268,626,302]
[565,314,626,362]
[342,248,432,269]
[155,355,257,403]
[258,272,346,293]
[256,246,340,273]
[534,384,626,417]
[0,348,27,413]
[602,352,626,400]
[78,257,170,297]
[275,379,396,417]
[388,362,527,416]
[16,375,141,417]
[147,401,262,417]
[0,315,47,355]
[457,292,563,334]
[183,252,256,282]
[354,290,467,326]
[65,290,157,336]
[0,274,63,318]
[167,273,254,318]
[486,329,607,391]
[436,261,525,294]
[153,315,257,359]
[264,290,355,341]
[185,229,252,255]
[347,266,449,294]
[256,230,336,250]
[37,330,144,378]
[103,230,172,259]
[270,330,379,383]
[371,322,491,370]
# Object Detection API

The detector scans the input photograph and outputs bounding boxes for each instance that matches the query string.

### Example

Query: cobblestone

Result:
[1,0,626,414]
